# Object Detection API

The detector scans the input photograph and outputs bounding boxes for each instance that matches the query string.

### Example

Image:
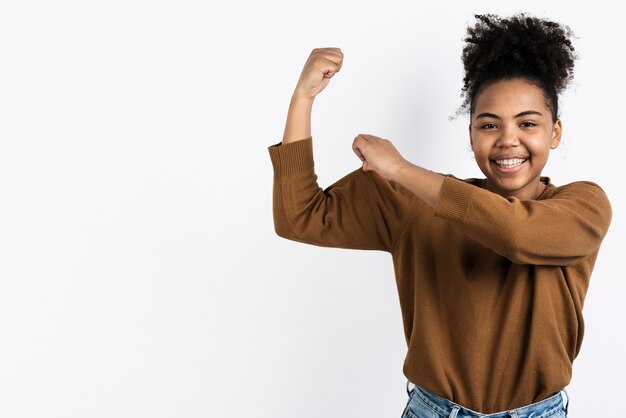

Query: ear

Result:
[550,119,562,149]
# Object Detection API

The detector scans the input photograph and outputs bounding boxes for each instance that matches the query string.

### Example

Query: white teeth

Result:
[495,158,526,168]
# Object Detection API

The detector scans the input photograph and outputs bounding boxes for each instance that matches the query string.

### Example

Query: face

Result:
[469,78,562,200]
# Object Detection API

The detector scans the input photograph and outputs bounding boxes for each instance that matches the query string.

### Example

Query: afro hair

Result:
[461,13,577,121]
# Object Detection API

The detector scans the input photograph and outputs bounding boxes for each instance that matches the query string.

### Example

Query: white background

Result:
[1,1,623,417]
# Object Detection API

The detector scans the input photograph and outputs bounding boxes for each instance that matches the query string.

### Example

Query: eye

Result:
[481,123,497,130]
[520,121,537,128]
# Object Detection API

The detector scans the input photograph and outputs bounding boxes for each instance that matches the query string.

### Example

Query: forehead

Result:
[473,79,550,116]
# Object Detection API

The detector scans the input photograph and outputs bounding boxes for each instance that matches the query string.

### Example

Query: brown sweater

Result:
[267,137,612,413]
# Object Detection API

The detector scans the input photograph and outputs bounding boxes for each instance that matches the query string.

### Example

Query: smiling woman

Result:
[268,12,612,417]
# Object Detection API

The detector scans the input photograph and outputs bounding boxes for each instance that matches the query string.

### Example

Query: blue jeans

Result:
[401,380,569,418]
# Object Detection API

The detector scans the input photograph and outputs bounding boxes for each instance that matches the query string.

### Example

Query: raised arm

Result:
[269,49,416,252]
[282,47,343,144]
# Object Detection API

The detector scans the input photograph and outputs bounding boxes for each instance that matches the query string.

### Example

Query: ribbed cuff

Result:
[434,176,476,223]
[267,137,315,176]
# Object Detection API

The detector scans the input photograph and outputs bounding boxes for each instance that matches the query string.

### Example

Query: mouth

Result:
[491,157,528,172]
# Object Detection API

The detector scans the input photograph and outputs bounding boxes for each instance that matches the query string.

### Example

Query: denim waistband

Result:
[407,381,568,418]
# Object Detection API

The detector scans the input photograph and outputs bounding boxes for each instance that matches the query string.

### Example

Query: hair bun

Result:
[461,13,577,118]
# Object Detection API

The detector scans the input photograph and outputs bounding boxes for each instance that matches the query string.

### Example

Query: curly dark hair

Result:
[461,13,577,122]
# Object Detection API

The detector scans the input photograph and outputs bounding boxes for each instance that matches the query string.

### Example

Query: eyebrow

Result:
[475,110,544,119]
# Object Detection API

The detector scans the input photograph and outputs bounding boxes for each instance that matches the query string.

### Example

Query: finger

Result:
[313,47,341,53]
[336,55,343,72]
[320,58,341,78]
[357,133,381,141]
[321,51,343,70]
[326,50,343,71]
[316,47,342,57]
[352,145,365,161]
[353,137,367,156]
[312,48,342,60]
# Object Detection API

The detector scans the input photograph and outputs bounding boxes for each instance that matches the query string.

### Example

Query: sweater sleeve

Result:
[434,176,612,266]
[268,137,417,252]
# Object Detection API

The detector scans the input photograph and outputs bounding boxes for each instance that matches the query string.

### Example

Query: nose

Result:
[496,124,520,148]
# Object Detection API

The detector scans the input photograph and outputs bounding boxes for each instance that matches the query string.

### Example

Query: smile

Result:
[494,158,527,168]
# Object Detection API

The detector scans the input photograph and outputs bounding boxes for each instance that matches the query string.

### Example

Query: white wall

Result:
[0,1,623,417]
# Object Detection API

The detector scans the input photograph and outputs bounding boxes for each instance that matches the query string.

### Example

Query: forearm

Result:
[391,161,445,208]
[431,178,612,265]
[282,94,314,144]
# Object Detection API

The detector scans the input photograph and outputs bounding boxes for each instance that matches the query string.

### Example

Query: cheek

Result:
[531,135,554,153]
[471,142,489,159]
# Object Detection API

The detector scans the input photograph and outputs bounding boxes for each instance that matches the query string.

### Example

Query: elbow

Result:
[273,221,293,240]
[272,215,295,240]
[272,210,304,242]
[271,194,296,240]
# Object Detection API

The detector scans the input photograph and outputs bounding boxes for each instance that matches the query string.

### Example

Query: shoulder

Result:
[544,180,611,203]
[542,179,612,226]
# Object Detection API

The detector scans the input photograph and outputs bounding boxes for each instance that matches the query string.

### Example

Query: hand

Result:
[352,134,409,181]
[293,48,343,100]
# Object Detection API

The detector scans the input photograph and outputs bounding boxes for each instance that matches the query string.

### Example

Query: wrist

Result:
[390,159,414,183]
[291,91,316,104]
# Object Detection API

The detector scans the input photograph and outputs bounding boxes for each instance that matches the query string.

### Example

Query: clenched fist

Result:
[293,48,343,100]
[352,134,410,181]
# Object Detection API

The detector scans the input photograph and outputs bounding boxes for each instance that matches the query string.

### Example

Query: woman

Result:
[268,13,611,417]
